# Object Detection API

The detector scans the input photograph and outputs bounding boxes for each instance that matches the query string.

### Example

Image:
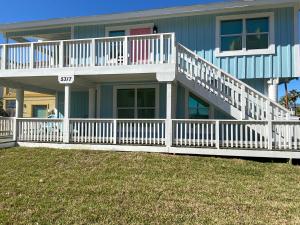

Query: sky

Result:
[0,0,299,102]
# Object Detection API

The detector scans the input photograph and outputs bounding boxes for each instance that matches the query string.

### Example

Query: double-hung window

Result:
[216,13,274,56]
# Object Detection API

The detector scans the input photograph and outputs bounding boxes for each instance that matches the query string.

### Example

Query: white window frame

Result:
[105,23,154,37]
[113,84,159,118]
[216,12,275,57]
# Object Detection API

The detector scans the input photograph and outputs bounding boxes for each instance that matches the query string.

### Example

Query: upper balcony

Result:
[0,33,176,78]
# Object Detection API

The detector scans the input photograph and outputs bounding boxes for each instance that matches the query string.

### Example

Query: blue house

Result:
[0,0,299,158]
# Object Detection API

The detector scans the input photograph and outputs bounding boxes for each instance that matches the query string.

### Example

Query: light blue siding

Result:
[176,84,186,119]
[74,7,296,79]
[57,91,88,118]
[159,83,166,118]
[100,85,113,118]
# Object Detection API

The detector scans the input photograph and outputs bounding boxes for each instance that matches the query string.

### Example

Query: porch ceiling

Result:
[0,73,157,94]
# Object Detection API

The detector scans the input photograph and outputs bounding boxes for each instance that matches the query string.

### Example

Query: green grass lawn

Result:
[0,148,300,225]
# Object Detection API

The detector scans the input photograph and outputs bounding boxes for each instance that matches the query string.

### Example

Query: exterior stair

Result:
[176,43,291,120]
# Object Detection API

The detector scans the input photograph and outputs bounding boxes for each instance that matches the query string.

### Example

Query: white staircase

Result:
[176,43,291,120]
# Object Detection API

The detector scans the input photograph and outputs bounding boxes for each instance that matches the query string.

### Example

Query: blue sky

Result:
[0,0,299,101]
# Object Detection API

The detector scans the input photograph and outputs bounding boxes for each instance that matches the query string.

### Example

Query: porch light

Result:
[153,25,158,34]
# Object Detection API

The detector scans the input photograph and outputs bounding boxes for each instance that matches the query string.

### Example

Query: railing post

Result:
[171,33,176,64]
[240,85,246,120]
[13,118,18,141]
[123,36,128,65]
[59,41,64,68]
[63,84,71,143]
[268,120,273,150]
[1,44,6,70]
[215,120,220,149]
[165,82,173,148]
[113,119,117,144]
[63,118,70,143]
[91,39,96,66]
[160,34,164,64]
[266,99,271,120]
[30,42,34,69]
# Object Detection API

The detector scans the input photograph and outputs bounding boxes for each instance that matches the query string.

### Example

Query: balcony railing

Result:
[0,33,176,71]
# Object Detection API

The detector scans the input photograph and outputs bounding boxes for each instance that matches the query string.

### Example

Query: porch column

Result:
[88,88,96,118]
[165,82,173,148]
[267,78,279,102]
[14,88,24,141]
[63,85,71,143]
[15,88,24,118]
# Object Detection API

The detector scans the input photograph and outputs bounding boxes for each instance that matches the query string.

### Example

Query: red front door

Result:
[130,28,152,63]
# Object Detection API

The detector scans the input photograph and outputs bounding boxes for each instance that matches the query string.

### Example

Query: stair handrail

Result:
[176,43,290,116]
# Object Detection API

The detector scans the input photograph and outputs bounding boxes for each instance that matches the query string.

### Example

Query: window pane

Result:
[118,109,135,118]
[246,18,269,33]
[246,34,269,50]
[137,109,155,118]
[189,94,209,119]
[117,89,135,107]
[137,88,155,107]
[221,36,242,51]
[109,30,125,37]
[221,20,243,35]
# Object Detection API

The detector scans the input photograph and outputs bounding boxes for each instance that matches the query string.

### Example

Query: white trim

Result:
[16,142,300,159]
[215,12,275,57]
[0,1,298,32]
[105,23,154,37]
[294,5,300,77]
[113,83,159,119]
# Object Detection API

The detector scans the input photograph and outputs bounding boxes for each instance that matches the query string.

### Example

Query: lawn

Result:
[0,148,299,225]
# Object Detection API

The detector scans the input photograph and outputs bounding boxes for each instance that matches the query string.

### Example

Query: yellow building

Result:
[2,88,56,118]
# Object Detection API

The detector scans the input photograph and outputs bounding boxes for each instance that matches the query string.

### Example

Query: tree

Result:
[279,89,300,116]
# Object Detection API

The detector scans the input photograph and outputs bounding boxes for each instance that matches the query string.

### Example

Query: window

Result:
[216,13,274,57]
[220,19,243,51]
[188,94,209,119]
[116,87,157,118]
[246,17,269,50]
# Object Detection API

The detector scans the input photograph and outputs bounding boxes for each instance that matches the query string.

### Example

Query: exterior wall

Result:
[57,91,88,118]
[73,7,296,79]
[2,88,56,117]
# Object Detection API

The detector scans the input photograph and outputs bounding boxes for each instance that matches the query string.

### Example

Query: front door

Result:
[129,28,152,64]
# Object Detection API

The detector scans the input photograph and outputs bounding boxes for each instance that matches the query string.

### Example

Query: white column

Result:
[165,82,173,148]
[267,78,279,102]
[14,88,24,141]
[88,88,96,118]
[15,88,24,118]
[63,85,71,143]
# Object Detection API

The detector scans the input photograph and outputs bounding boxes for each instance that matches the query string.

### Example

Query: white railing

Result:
[117,119,165,145]
[0,117,14,137]
[0,33,175,70]
[176,43,290,121]
[70,119,115,144]
[173,120,216,147]
[17,118,63,142]
[172,119,300,150]
[272,121,300,150]
[14,118,300,151]
[218,120,269,149]
[34,42,60,68]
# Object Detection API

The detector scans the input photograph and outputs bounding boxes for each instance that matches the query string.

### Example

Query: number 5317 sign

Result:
[58,75,74,84]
